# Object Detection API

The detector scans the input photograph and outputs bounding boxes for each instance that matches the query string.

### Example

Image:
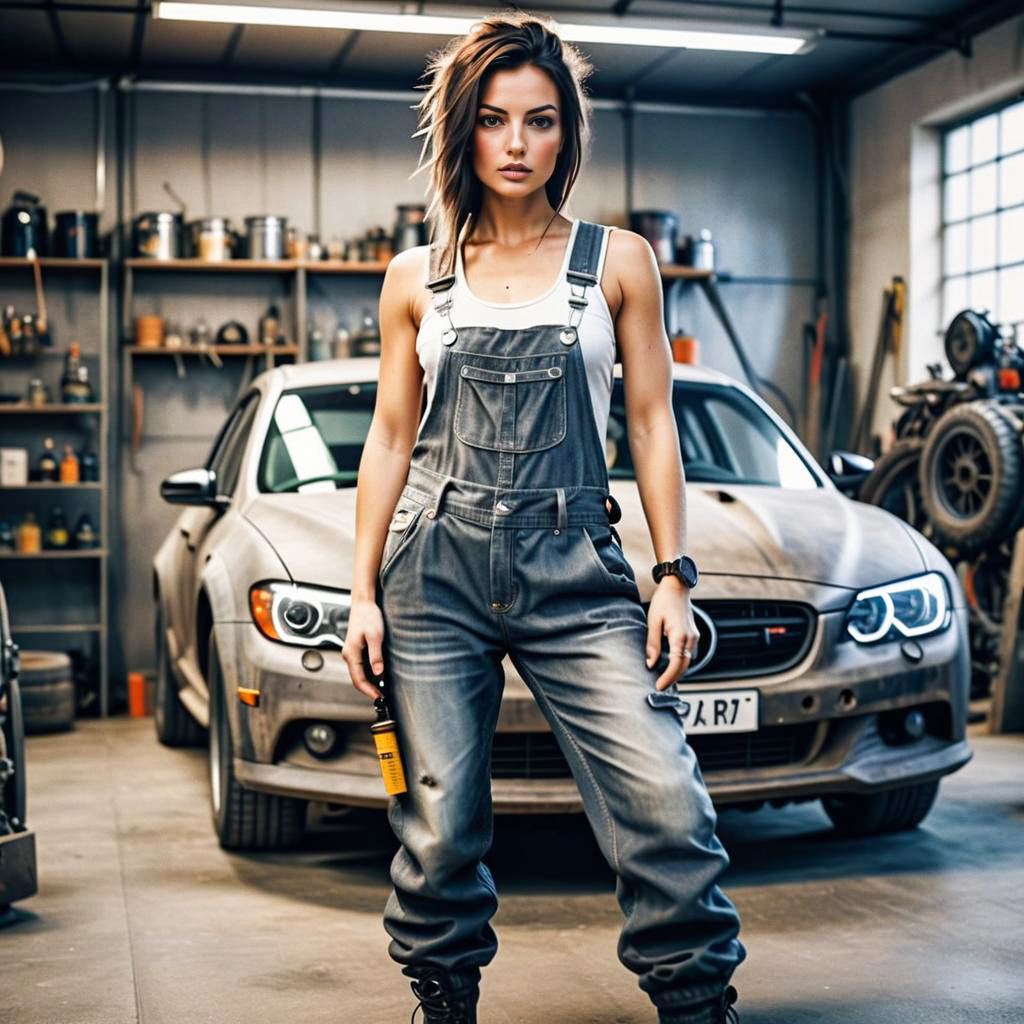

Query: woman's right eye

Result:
[478,115,501,127]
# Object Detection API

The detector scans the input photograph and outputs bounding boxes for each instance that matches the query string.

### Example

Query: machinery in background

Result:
[858,308,1024,713]
[0,582,38,923]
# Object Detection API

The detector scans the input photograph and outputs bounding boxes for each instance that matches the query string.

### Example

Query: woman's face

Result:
[471,63,564,199]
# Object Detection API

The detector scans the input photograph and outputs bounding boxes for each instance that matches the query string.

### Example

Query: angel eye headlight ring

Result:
[845,572,951,644]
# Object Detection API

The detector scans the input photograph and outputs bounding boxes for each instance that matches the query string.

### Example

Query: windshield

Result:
[258,378,820,493]
[608,380,821,488]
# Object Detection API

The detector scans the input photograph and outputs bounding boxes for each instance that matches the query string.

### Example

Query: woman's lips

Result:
[499,168,531,180]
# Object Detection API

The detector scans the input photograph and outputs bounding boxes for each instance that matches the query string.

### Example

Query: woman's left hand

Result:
[645,578,700,691]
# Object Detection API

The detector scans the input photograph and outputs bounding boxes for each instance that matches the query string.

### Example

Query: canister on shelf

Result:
[191,217,234,262]
[27,377,49,406]
[135,315,164,349]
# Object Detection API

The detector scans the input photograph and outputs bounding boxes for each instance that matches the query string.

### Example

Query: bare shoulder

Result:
[602,228,660,318]
[381,244,432,327]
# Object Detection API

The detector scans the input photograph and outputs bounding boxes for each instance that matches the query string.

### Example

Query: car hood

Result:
[612,479,923,591]
[243,481,924,592]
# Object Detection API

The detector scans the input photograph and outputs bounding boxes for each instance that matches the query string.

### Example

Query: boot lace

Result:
[721,984,740,1024]
[409,970,477,1024]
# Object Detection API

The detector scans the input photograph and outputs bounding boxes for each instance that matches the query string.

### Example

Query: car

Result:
[153,356,972,850]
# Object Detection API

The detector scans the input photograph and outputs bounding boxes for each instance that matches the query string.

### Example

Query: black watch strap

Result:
[652,555,699,588]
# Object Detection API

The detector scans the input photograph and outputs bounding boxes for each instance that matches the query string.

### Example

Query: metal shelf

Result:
[0,482,102,490]
[0,549,107,558]
[0,258,111,715]
[0,403,105,414]
[125,344,298,356]
[0,257,105,272]
[10,623,103,634]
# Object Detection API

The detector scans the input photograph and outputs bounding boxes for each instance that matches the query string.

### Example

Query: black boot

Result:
[657,984,740,1024]
[407,966,480,1024]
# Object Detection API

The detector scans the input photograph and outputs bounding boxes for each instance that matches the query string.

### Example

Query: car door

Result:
[175,392,261,666]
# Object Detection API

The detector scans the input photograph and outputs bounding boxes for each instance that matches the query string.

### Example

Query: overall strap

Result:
[426,240,459,346]
[560,220,608,345]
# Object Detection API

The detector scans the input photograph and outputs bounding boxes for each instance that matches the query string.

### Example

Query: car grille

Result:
[690,599,816,680]
[490,722,818,779]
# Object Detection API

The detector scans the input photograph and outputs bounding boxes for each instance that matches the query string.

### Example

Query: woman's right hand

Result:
[342,597,386,702]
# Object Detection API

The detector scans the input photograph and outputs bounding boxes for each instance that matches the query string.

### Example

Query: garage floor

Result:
[3,716,1022,1024]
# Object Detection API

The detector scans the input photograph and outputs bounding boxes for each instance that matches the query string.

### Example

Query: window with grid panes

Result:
[942,97,1024,334]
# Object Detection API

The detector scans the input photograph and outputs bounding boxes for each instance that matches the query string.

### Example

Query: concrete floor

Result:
[2,716,1022,1024]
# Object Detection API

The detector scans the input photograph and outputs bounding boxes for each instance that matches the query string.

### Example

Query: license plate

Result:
[672,688,759,734]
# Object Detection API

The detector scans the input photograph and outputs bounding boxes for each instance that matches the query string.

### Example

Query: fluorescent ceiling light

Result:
[154,3,817,55]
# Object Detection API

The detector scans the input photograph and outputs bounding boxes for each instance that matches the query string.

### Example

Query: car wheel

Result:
[154,600,206,748]
[857,438,926,532]
[207,631,306,851]
[820,779,940,836]
[919,401,1024,552]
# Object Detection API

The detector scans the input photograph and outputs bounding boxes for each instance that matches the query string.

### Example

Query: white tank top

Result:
[416,217,617,443]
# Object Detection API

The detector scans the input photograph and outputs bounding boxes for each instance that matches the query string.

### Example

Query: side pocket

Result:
[379,502,426,585]
[580,523,635,585]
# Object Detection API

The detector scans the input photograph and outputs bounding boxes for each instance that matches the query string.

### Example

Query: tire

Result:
[857,438,926,531]
[207,631,305,851]
[18,651,74,734]
[919,401,1024,551]
[821,779,940,836]
[154,600,206,748]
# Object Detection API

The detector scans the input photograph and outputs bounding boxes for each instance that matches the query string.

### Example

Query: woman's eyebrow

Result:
[479,103,558,115]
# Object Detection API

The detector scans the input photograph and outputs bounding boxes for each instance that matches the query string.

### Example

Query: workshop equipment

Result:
[852,276,905,455]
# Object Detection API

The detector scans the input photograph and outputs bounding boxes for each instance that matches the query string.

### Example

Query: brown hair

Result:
[411,10,594,277]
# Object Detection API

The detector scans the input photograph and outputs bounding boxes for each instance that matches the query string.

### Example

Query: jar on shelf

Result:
[17,512,41,553]
[27,377,50,406]
[44,505,70,549]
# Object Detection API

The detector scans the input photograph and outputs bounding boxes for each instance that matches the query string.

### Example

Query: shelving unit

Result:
[0,257,111,717]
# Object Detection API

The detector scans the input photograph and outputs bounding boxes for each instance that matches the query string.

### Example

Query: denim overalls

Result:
[376,220,746,1013]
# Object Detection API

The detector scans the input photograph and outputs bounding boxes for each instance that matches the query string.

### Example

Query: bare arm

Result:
[343,245,426,698]
[609,230,699,690]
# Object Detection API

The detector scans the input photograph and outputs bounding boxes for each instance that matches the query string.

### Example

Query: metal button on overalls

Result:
[377,220,746,1012]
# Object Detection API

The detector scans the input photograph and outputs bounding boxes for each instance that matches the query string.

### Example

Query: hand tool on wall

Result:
[31,256,51,348]
[852,276,905,456]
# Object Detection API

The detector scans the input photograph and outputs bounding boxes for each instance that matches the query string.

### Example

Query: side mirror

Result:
[827,450,875,496]
[160,468,229,509]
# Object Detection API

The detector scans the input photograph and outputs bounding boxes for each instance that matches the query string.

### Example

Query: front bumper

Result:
[223,601,972,814]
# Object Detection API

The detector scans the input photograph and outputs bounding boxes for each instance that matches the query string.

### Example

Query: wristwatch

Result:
[652,554,699,588]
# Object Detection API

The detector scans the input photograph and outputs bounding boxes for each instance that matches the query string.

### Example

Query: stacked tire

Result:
[18,651,75,734]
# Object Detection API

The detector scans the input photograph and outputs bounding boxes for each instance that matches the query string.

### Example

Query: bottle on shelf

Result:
[16,511,41,553]
[307,319,329,361]
[78,445,99,482]
[27,377,50,406]
[61,341,94,403]
[334,325,352,359]
[74,512,99,549]
[353,307,381,356]
[37,436,58,481]
[44,505,70,549]
[259,304,282,347]
[0,520,14,552]
[60,444,80,483]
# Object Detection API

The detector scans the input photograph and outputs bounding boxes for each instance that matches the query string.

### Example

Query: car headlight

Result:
[844,571,951,644]
[249,581,350,648]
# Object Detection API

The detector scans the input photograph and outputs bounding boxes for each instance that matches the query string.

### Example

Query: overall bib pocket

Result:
[454,359,567,453]
[379,500,426,584]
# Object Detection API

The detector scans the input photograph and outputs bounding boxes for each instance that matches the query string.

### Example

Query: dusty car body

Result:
[153,357,972,849]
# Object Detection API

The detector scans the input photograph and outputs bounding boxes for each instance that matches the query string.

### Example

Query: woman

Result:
[342,11,746,1024]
